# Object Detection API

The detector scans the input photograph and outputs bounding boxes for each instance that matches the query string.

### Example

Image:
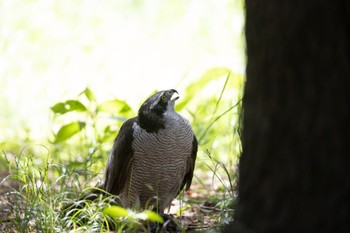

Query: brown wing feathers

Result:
[104,117,136,195]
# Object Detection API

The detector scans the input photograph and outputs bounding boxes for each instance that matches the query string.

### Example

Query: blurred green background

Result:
[0,1,245,231]
[0,0,244,141]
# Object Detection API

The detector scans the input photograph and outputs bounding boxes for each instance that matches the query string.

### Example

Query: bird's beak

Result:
[168,89,179,102]
[171,92,179,102]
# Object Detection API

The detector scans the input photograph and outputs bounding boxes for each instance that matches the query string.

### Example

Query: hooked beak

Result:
[171,91,179,102]
[166,89,179,102]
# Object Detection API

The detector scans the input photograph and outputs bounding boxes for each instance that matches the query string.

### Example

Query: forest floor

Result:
[0,168,233,232]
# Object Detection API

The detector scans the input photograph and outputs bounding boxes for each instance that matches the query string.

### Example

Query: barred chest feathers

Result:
[103,89,198,213]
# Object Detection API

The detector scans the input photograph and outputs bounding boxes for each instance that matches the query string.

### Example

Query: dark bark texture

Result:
[226,1,350,232]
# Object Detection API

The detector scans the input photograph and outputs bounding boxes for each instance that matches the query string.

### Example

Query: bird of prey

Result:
[103,89,198,213]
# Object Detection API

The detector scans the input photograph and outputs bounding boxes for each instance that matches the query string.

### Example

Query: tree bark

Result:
[226,1,350,232]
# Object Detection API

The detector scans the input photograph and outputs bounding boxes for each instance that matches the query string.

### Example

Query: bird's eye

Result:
[161,96,167,102]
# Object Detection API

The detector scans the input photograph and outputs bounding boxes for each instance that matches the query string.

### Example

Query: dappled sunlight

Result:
[0,0,244,140]
[0,0,244,231]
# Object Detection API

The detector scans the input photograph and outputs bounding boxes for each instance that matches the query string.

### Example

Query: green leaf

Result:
[51,103,66,114]
[98,99,132,114]
[51,100,87,114]
[102,206,163,223]
[176,66,231,111]
[102,206,129,218]
[81,87,96,102]
[130,210,164,223]
[140,210,164,223]
[54,122,86,143]
[66,100,87,111]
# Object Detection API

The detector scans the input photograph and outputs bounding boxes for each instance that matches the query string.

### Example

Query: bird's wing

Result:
[103,117,136,195]
[178,135,198,195]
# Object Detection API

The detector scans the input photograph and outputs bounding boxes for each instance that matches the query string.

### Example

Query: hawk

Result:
[103,89,198,213]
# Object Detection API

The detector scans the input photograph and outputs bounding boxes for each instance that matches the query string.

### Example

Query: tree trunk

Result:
[227,1,350,232]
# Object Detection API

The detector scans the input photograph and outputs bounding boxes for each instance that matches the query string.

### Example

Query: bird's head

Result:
[138,89,179,132]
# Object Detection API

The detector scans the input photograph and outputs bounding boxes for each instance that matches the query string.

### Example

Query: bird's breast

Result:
[132,115,193,157]
[129,115,193,195]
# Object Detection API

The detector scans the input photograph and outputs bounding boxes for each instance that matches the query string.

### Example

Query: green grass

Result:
[1,150,168,232]
[0,144,237,232]
[0,67,243,232]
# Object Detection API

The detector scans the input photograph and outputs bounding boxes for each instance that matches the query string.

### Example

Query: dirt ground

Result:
[0,169,233,232]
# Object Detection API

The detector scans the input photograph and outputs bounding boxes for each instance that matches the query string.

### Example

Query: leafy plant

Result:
[49,87,135,181]
[50,87,134,144]
[175,67,243,227]
[0,66,244,232]
[0,148,171,232]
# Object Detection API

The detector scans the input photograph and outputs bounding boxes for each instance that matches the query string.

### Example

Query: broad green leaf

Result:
[141,210,164,223]
[81,87,96,102]
[66,100,87,111]
[51,103,67,114]
[51,100,87,114]
[54,122,86,143]
[102,206,163,223]
[176,66,231,111]
[98,99,132,114]
[129,210,164,223]
[102,206,129,218]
